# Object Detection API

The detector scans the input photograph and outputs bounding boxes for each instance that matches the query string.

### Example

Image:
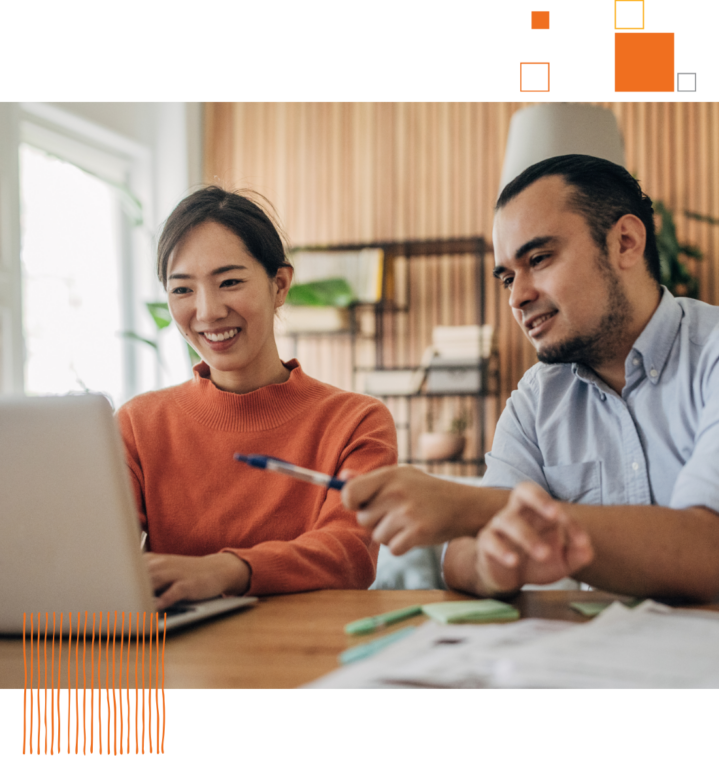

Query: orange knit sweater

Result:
[116,360,397,596]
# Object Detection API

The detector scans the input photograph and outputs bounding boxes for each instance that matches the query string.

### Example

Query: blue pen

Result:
[234,453,346,491]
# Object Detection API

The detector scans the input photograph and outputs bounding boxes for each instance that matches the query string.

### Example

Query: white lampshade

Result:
[498,104,626,195]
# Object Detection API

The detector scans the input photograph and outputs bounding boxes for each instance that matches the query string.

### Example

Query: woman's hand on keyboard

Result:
[144,552,251,611]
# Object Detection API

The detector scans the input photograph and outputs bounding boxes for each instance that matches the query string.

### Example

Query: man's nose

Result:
[508,273,538,311]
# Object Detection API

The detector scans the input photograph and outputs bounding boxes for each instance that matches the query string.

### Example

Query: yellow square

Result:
[615,1,644,30]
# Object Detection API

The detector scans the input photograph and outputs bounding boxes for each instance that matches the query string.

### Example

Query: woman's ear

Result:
[273,265,293,308]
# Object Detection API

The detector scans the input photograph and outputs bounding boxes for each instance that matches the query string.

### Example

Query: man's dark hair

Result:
[496,154,660,284]
[157,186,291,287]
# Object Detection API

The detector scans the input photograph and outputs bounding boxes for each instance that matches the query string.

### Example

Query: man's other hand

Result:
[475,482,594,595]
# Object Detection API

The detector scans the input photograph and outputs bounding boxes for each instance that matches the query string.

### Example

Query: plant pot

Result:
[418,432,466,461]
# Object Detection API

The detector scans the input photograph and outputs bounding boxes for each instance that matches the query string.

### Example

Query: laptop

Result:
[0,393,257,635]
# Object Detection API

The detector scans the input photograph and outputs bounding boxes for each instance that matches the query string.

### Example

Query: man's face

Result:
[492,175,631,369]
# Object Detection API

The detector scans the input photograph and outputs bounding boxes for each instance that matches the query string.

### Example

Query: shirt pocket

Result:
[542,461,602,505]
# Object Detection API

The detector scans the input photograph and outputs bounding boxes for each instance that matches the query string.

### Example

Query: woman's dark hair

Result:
[496,154,660,284]
[157,187,291,286]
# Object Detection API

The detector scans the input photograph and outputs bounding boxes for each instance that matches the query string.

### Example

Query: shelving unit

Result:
[284,236,501,477]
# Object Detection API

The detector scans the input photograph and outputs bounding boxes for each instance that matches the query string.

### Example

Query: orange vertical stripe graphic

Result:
[17,610,168,754]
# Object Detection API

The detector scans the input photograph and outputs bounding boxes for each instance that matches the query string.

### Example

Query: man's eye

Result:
[530,253,548,268]
[501,277,514,290]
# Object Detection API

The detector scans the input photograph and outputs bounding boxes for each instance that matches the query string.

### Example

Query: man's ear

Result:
[611,214,647,271]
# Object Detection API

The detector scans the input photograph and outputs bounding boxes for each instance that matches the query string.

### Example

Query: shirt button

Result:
[650,369,658,378]
[633,357,641,366]
[632,462,639,471]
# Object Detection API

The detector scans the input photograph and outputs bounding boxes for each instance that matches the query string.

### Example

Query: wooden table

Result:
[0,588,658,689]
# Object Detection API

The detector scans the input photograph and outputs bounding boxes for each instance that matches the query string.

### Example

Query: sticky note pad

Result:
[422,600,519,624]
[570,601,612,617]
[571,598,642,617]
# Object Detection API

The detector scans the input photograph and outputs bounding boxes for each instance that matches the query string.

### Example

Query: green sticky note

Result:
[422,599,519,624]
[570,601,611,617]
[571,598,642,617]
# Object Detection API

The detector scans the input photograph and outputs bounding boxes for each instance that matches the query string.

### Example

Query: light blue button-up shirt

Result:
[483,288,719,512]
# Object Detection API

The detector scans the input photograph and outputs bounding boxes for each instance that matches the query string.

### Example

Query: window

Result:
[19,144,129,407]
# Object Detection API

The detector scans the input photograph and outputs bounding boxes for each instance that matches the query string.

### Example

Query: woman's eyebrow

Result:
[168,264,248,280]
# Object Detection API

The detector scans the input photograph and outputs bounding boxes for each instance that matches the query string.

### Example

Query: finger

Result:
[337,468,360,481]
[143,554,177,592]
[356,503,391,530]
[154,582,187,612]
[476,530,524,594]
[510,481,562,522]
[341,466,397,511]
[490,510,552,561]
[481,526,525,569]
[370,509,408,548]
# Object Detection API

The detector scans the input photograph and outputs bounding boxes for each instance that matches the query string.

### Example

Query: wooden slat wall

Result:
[204,102,719,405]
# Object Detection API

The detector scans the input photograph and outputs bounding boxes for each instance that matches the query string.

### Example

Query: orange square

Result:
[615,33,674,92]
[520,62,550,92]
[532,11,549,29]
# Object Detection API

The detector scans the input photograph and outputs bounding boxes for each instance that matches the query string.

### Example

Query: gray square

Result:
[676,72,697,93]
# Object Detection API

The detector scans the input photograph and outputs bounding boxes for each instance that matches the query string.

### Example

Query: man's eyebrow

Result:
[492,236,557,280]
[168,264,248,280]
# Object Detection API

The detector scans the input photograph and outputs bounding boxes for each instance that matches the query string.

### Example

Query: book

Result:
[277,305,350,333]
[432,324,494,360]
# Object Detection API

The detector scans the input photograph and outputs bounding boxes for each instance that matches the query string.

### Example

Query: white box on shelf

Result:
[425,358,482,394]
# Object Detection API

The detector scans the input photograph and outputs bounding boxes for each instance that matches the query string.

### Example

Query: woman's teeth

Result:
[204,329,239,342]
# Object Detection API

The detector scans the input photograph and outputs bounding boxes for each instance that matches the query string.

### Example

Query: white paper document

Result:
[309,601,719,689]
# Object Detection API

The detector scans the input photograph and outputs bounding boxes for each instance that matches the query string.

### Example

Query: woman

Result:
[117,187,397,610]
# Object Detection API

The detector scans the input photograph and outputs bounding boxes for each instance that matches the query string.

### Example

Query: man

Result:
[341,154,719,602]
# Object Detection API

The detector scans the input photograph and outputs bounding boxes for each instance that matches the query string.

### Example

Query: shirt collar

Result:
[629,286,682,385]
[570,287,681,393]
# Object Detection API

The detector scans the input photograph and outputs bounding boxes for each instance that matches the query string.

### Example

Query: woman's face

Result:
[166,220,291,391]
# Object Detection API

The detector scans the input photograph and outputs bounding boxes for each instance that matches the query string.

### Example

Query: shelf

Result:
[290,235,498,465]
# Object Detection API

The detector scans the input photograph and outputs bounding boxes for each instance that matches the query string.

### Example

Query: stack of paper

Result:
[307,601,719,689]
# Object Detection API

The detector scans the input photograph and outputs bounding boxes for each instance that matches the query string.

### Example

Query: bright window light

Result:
[19,143,126,408]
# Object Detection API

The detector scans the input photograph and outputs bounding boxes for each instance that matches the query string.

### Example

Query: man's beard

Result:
[536,258,632,369]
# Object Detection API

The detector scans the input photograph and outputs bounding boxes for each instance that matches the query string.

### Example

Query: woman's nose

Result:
[195,288,228,323]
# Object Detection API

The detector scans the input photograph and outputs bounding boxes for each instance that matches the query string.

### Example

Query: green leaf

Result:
[287,278,356,308]
[146,301,172,330]
[684,210,719,226]
[119,330,159,353]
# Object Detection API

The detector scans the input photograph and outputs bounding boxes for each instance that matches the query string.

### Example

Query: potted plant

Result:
[655,201,703,298]
[418,409,469,462]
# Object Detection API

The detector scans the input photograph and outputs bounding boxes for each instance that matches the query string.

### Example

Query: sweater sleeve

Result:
[225,401,398,595]
[115,405,148,531]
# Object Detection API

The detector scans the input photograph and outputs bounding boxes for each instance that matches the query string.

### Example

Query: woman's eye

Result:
[220,279,244,288]
[171,286,190,295]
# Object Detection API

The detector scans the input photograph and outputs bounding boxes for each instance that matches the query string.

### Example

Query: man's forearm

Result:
[447,486,513,538]
[571,503,719,602]
[444,499,719,602]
